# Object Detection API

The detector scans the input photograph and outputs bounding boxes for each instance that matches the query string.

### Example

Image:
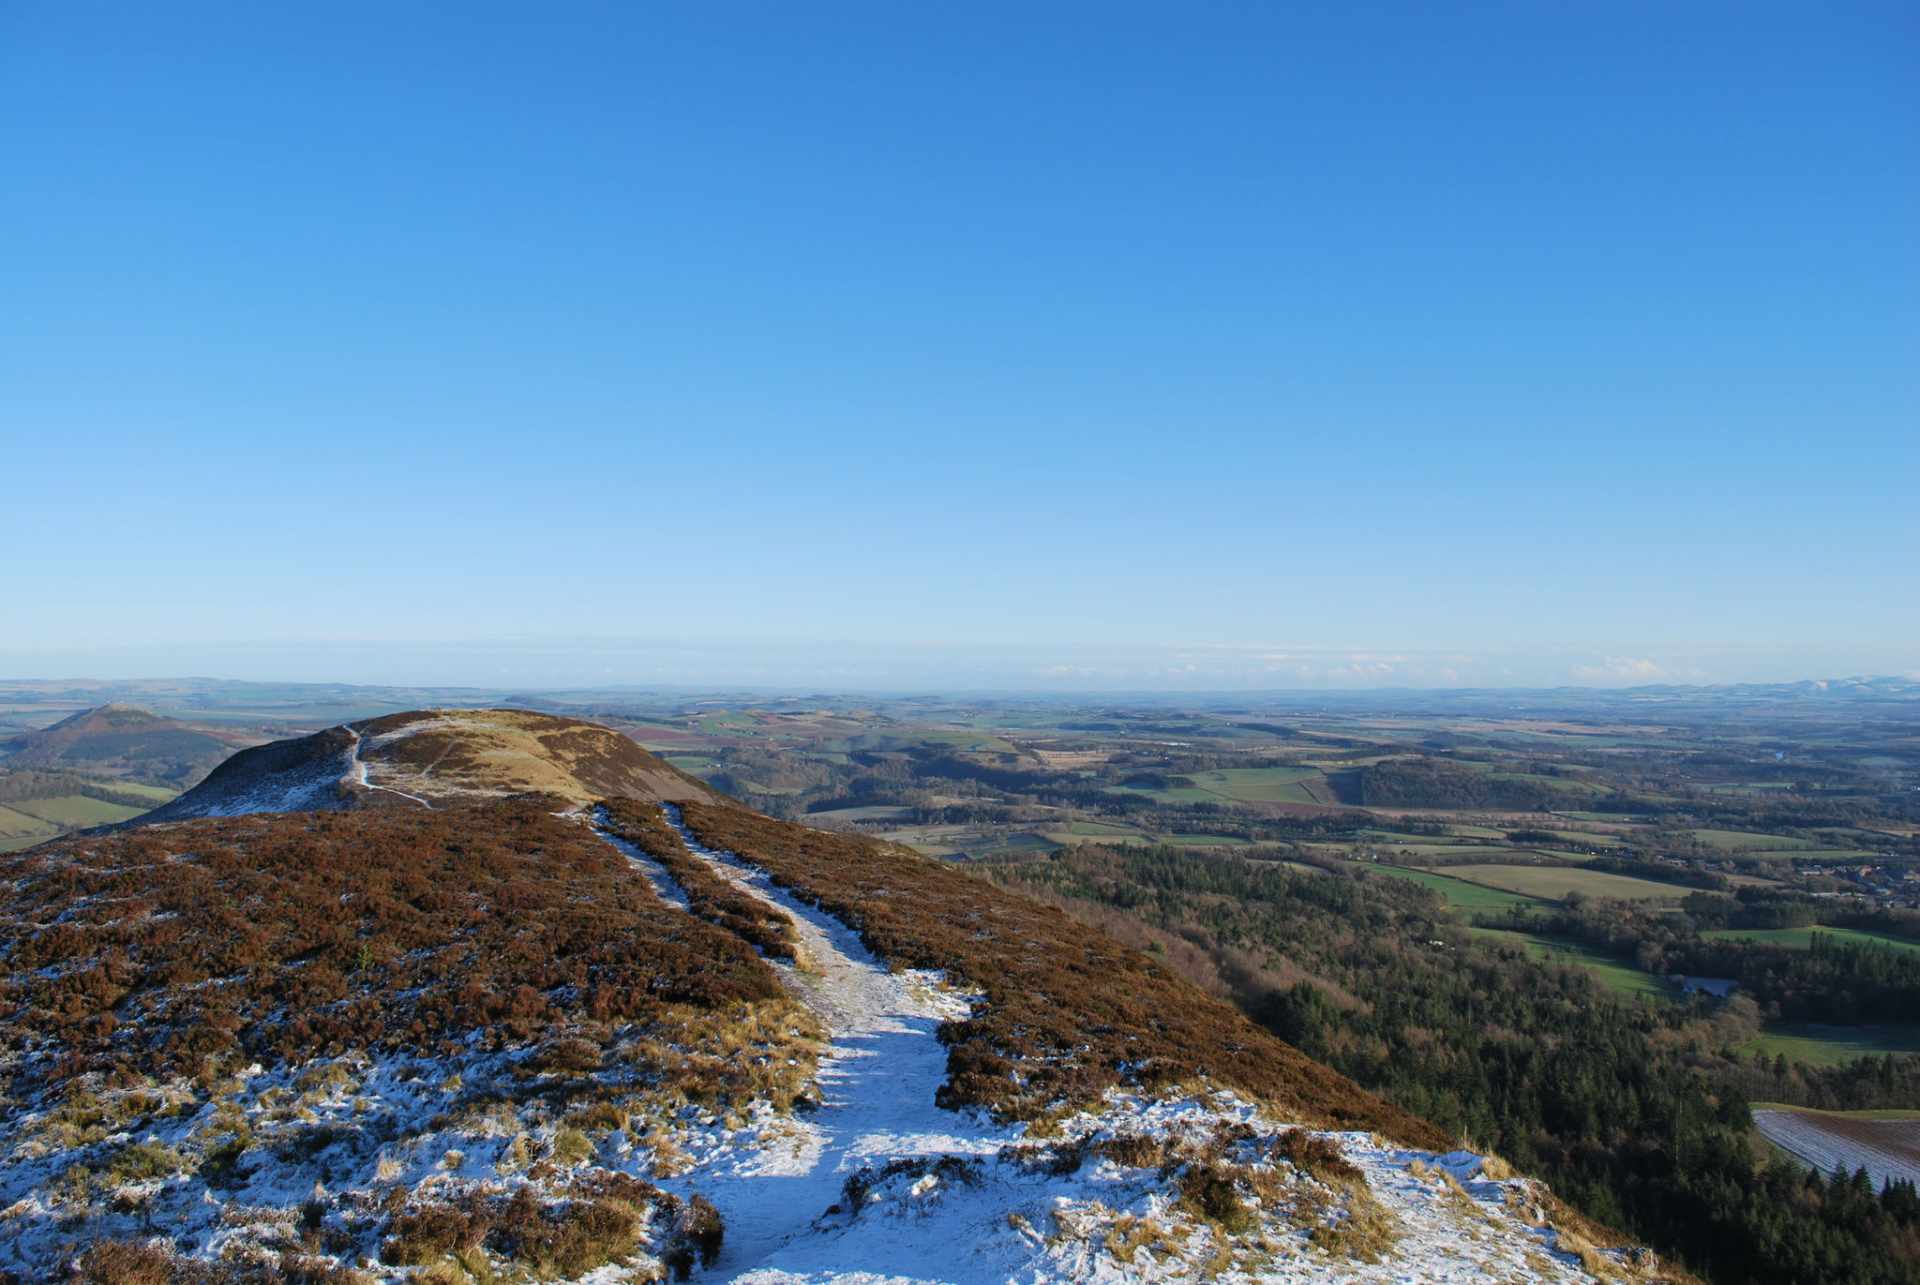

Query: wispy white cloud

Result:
[1570,656,1666,683]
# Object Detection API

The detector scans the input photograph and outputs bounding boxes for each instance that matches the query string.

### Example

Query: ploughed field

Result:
[1753,1107,1920,1192]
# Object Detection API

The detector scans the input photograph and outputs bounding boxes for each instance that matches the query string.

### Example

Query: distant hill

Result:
[144,707,719,819]
[1,703,236,786]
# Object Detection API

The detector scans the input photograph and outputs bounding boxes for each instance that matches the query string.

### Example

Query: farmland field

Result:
[1740,1023,1920,1067]
[1543,829,1629,847]
[1117,766,1326,806]
[5,795,149,827]
[1445,864,1692,903]
[1752,1106,1920,1191]
[1365,864,1544,913]
[1372,844,1528,862]
[1703,926,1920,955]
[1041,820,1158,847]
[97,779,179,802]
[1748,848,1882,863]
[0,804,60,840]
[809,804,914,823]
[1469,927,1671,1001]
[1687,828,1819,852]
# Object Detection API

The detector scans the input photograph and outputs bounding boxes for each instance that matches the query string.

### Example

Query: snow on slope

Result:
[0,796,1655,1282]
[139,725,361,818]
[345,724,434,809]
[578,805,1631,1284]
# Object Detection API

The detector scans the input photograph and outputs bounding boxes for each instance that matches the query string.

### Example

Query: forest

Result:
[991,845,1920,1284]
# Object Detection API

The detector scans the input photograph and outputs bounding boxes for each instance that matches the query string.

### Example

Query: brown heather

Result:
[674,800,1448,1146]
[0,799,788,1094]
[598,799,800,960]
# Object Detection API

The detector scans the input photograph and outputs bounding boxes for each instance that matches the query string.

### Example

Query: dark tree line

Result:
[992,845,1920,1284]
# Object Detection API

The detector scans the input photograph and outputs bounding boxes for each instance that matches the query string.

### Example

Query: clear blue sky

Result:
[4,3,1914,689]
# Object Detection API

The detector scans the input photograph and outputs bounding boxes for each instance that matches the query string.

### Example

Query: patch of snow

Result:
[344,726,434,809]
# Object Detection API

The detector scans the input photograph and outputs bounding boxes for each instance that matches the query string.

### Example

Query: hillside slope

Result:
[0,729,1673,1282]
[0,703,234,787]
[143,708,718,820]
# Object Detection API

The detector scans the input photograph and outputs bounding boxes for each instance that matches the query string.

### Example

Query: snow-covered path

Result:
[582,808,1612,1284]
[610,805,1013,1280]
[342,724,434,809]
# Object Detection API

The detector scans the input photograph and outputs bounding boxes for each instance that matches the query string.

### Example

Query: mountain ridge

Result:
[141,708,718,821]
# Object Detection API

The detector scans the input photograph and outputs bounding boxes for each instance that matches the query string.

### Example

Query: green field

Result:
[809,804,913,823]
[1446,864,1692,903]
[98,780,179,803]
[1366,864,1545,913]
[1469,927,1672,1001]
[1544,829,1629,848]
[1374,844,1534,862]
[1740,1023,1920,1067]
[1158,833,1254,847]
[1704,926,1920,956]
[0,804,60,839]
[1753,848,1881,863]
[1116,765,1325,806]
[6,795,148,827]
[1042,819,1160,847]
[1688,828,1818,852]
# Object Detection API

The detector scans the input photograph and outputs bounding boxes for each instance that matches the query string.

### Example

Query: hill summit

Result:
[0,703,233,786]
[143,708,717,819]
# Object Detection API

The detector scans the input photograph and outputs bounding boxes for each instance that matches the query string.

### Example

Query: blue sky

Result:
[3,3,1915,689]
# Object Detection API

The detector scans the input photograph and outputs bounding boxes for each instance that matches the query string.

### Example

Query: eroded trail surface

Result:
[593,806,1011,1281]
[342,724,434,809]
[585,808,1607,1285]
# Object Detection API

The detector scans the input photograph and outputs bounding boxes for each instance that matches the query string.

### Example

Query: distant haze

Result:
[2,638,1915,692]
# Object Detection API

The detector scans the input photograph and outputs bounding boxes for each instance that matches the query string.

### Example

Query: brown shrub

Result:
[600,800,799,960]
[1269,1128,1363,1187]
[0,801,787,1102]
[383,1175,690,1279]
[70,1240,176,1284]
